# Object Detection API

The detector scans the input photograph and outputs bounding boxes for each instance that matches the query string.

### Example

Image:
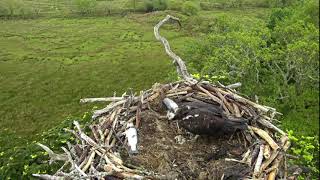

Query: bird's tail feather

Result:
[226,120,248,130]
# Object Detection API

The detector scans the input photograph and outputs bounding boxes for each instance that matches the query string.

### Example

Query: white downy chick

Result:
[125,122,138,154]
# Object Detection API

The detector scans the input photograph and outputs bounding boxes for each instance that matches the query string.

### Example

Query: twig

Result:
[32,174,64,180]
[82,151,96,173]
[226,82,242,89]
[92,100,127,119]
[80,97,124,103]
[36,143,68,163]
[257,118,286,135]
[195,84,223,106]
[249,126,279,150]
[254,144,264,177]
[263,145,271,159]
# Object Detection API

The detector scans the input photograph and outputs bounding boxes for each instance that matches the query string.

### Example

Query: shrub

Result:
[73,0,97,15]
[287,130,319,176]
[143,0,167,12]
[267,8,293,29]
[0,0,36,18]
[153,0,168,11]
[182,1,200,16]
[143,0,154,12]
[0,111,93,179]
[267,0,298,7]
[300,0,319,26]
[183,0,319,147]
[0,3,8,17]
[167,0,183,11]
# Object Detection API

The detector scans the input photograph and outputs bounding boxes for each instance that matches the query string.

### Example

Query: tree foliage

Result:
[0,112,93,179]
[184,0,319,175]
[143,0,168,12]
[182,1,200,16]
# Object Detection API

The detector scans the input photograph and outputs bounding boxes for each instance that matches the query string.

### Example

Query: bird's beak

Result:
[167,111,176,120]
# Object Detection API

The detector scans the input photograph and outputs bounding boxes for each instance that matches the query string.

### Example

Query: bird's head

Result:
[163,98,179,120]
[126,122,134,128]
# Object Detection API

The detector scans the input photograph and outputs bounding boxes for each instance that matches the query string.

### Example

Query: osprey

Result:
[163,98,248,136]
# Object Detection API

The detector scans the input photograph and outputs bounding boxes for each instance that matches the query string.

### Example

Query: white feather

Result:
[183,115,193,120]
[125,123,138,153]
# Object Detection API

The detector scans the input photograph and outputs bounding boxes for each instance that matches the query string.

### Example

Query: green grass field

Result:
[0,15,195,150]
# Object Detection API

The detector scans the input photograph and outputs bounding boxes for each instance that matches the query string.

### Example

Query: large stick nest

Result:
[34,15,291,180]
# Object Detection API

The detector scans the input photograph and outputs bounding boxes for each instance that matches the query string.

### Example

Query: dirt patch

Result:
[121,111,250,180]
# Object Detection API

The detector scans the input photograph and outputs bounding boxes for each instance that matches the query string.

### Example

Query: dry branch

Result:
[37,143,68,163]
[80,97,124,103]
[254,144,265,177]
[249,126,279,150]
[154,15,197,84]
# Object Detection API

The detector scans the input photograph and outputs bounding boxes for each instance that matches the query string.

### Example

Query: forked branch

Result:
[154,15,197,84]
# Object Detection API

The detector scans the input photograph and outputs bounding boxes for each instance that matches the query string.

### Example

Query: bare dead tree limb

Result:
[154,15,197,84]
[80,97,124,103]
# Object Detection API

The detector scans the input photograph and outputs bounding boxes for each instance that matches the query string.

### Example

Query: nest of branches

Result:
[34,15,292,180]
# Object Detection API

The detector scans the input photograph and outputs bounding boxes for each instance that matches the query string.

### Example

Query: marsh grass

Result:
[0,16,191,151]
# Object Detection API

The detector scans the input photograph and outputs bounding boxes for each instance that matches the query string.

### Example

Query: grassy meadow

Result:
[0,15,194,150]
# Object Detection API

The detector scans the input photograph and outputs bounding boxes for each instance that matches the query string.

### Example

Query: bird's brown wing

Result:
[179,109,247,136]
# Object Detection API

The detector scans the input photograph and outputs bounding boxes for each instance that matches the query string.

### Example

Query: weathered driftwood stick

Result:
[166,91,188,97]
[32,174,64,180]
[260,150,280,172]
[249,126,279,150]
[37,143,68,163]
[74,121,99,148]
[154,15,197,84]
[233,103,242,117]
[241,149,251,163]
[92,99,127,119]
[225,158,248,164]
[82,151,96,173]
[257,118,286,135]
[267,170,277,180]
[196,84,223,105]
[90,125,100,142]
[260,136,290,175]
[263,145,271,159]
[226,82,242,89]
[267,140,291,180]
[254,144,264,177]
[80,97,124,103]
[215,88,278,114]
[167,86,192,94]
